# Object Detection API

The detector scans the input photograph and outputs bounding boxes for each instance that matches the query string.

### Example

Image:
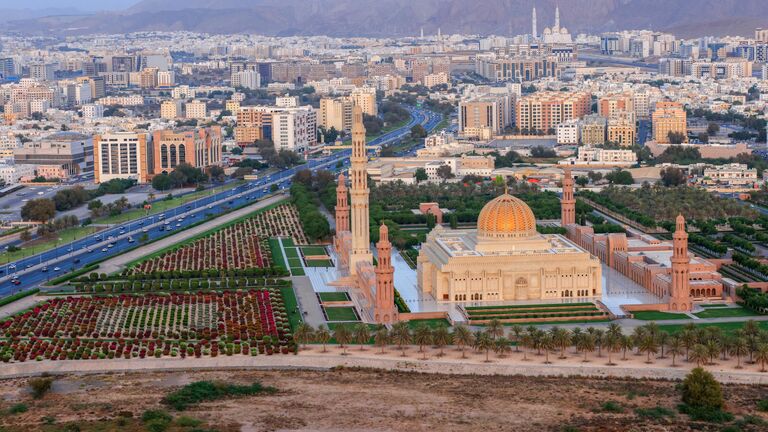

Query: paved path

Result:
[1,351,767,385]
[0,294,41,320]
[96,193,288,274]
[291,275,326,327]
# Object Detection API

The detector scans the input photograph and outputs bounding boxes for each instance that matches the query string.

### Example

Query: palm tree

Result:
[391,322,411,357]
[413,324,433,359]
[570,328,583,354]
[705,339,721,365]
[353,323,371,351]
[620,335,633,361]
[657,331,670,359]
[593,329,605,358]
[485,319,504,340]
[532,329,545,356]
[520,332,533,361]
[632,327,647,356]
[432,325,452,357]
[680,330,697,362]
[509,325,523,352]
[374,327,390,354]
[315,325,331,353]
[668,336,682,367]
[495,337,512,358]
[577,333,595,362]
[452,324,473,359]
[689,344,709,368]
[731,337,749,369]
[606,323,623,340]
[604,334,621,366]
[541,334,554,364]
[551,327,571,359]
[476,332,495,362]
[755,343,768,372]
[294,323,314,351]
[333,324,352,355]
[638,334,659,364]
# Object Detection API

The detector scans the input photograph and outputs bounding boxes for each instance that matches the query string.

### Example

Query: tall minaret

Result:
[561,167,576,226]
[335,173,349,233]
[555,5,560,29]
[532,7,538,39]
[349,105,372,274]
[670,214,692,311]
[420,27,424,39]
[374,223,397,324]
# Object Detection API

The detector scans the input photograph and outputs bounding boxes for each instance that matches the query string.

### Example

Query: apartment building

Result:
[185,100,207,119]
[516,91,591,134]
[93,131,150,184]
[652,101,687,143]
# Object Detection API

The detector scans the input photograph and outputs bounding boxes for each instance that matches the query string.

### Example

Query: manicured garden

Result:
[131,204,307,274]
[632,311,690,321]
[323,306,359,322]
[465,302,608,324]
[0,289,296,363]
[693,306,758,319]
[318,292,350,302]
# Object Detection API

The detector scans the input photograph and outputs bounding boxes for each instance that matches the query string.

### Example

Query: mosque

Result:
[533,5,573,45]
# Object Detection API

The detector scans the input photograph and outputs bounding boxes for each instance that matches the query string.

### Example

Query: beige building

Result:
[580,115,607,146]
[417,193,602,302]
[607,117,636,146]
[151,127,222,175]
[423,72,449,87]
[160,100,182,120]
[516,91,591,134]
[319,97,354,132]
[459,97,505,138]
[93,131,150,184]
[350,87,378,116]
[185,100,208,119]
[652,101,687,143]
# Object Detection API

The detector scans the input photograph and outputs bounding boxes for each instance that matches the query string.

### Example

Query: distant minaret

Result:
[561,167,576,226]
[420,27,424,39]
[532,7,538,39]
[555,5,560,29]
[670,214,692,312]
[349,105,372,274]
[335,173,349,233]
[374,223,397,324]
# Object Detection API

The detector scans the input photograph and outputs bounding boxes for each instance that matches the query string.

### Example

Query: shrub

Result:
[9,403,28,414]
[677,404,734,423]
[162,380,277,411]
[681,367,724,410]
[29,376,54,399]
[175,416,203,427]
[599,401,624,413]
[758,399,768,411]
[141,409,172,424]
[634,406,675,420]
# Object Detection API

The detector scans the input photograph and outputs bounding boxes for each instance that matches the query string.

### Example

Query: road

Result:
[0,107,442,298]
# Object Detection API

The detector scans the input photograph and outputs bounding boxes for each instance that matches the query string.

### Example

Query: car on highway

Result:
[41,267,48,272]
[11,278,20,285]
[142,228,148,233]
[101,248,108,252]
[73,258,80,264]
[128,237,135,243]
[53,267,60,272]
[8,264,16,270]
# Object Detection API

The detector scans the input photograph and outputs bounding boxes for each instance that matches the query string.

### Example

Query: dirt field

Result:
[0,368,767,432]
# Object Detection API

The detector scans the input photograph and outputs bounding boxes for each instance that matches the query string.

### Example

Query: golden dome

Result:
[477,193,537,241]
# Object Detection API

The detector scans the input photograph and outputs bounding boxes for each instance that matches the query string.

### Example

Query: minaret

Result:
[555,5,560,29]
[420,27,424,39]
[532,7,538,39]
[374,223,397,324]
[349,105,372,274]
[561,167,576,226]
[670,214,692,311]
[335,173,349,233]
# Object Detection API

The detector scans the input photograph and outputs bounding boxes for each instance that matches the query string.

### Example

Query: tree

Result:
[668,131,687,144]
[668,336,683,367]
[577,333,595,362]
[152,173,174,191]
[530,146,557,158]
[230,146,243,155]
[374,327,390,354]
[436,164,454,181]
[697,132,709,143]
[689,344,709,367]
[315,325,331,353]
[551,327,571,359]
[294,323,314,351]
[19,230,32,242]
[208,165,225,182]
[391,322,411,357]
[660,167,686,187]
[413,323,432,359]
[731,337,748,369]
[638,334,659,363]
[604,169,633,185]
[410,124,427,139]
[452,324,473,359]
[575,176,589,187]
[681,367,724,410]
[485,319,504,340]
[476,332,495,362]
[414,168,428,183]
[333,324,352,355]
[587,171,603,183]
[21,199,55,223]
[756,343,768,372]
[707,122,720,136]
[353,323,371,350]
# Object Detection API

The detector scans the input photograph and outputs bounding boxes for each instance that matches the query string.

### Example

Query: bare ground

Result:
[0,368,767,432]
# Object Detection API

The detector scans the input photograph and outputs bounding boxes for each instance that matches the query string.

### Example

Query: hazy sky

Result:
[0,0,138,10]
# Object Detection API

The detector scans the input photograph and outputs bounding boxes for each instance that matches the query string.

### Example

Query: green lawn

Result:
[1,226,103,261]
[632,311,690,321]
[324,306,359,322]
[407,318,451,329]
[284,247,299,259]
[304,259,333,267]
[318,292,350,302]
[268,238,287,271]
[495,319,613,327]
[700,304,729,308]
[281,238,296,248]
[301,246,327,256]
[96,181,245,225]
[693,306,759,319]
[280,286,302,332]
[290,266,305,276]
[465,302,595,311]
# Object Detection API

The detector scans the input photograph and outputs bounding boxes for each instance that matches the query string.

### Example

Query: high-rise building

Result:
[459,97,505,139]
[516,91,591,134]
[607,117,637,146]
[157,71,175,88]
[93,131,150,184]
[235,107,269,145]
[756,28,768,43]
[580,115,607,146]
[652,101,687,143]
[160,100,183,120]
[599,93,634,118]
[185,100,207,119]
[350,87,377,116]
[319,97,354,132]
[151,127,222,175]
[29,63,56,81]
[231,70,260,90]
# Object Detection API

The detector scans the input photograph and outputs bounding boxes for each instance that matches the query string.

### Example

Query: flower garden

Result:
[0,289,296,363]
[132,204,308,274]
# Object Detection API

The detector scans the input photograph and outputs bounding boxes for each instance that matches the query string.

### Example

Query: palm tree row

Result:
[292,319,768,371]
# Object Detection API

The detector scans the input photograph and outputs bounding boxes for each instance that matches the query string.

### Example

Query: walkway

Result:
[96,193,288,274]
[1,349,767,385]
[291,275,327,327]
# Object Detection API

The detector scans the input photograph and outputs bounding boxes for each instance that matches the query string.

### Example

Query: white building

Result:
[157,71,176,88]
[259,106,317,153]
[702,163,758,187]
[556,120,580,145]
[81,104,104,119]
[231,71,261,90]
[276,95,299,108]
[560,147,637,167]
[0,163,35,185]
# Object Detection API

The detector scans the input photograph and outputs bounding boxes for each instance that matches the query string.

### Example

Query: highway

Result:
[0,107,442,298]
